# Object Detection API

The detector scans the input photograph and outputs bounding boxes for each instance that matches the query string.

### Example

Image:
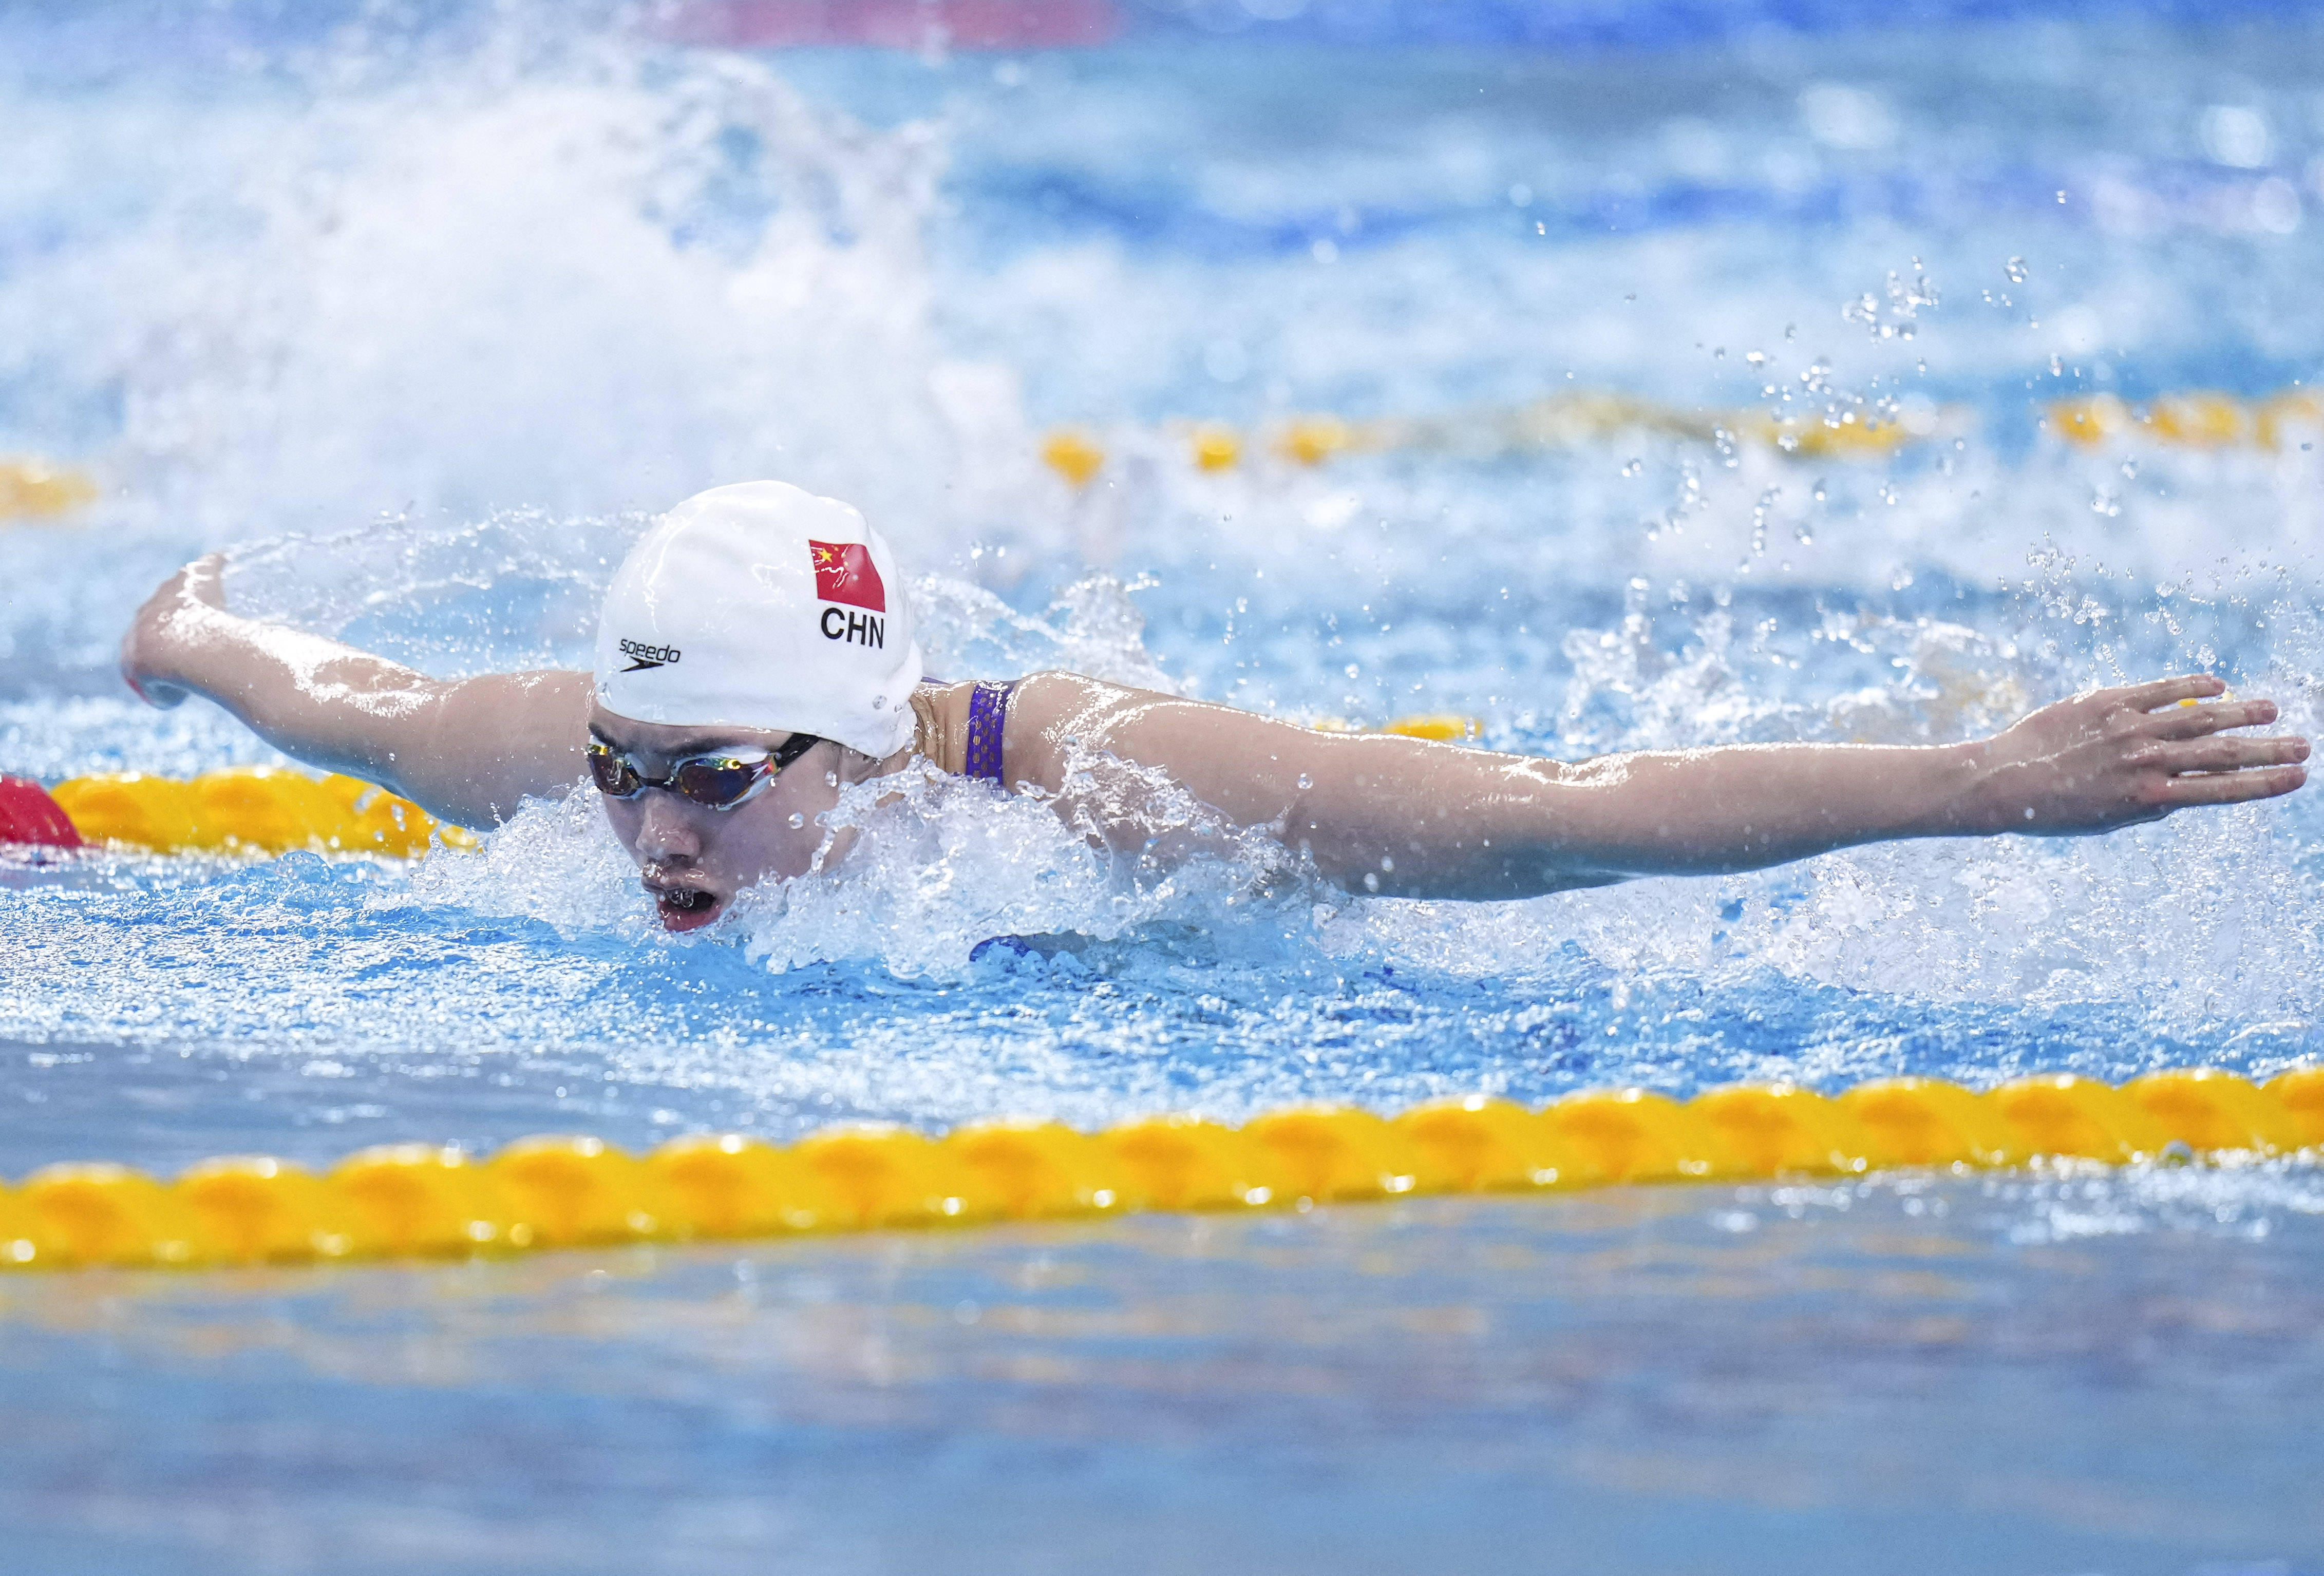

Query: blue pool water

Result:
[3,1,2323,1568]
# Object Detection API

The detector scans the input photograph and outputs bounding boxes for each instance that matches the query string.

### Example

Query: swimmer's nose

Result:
[631,793,705,865]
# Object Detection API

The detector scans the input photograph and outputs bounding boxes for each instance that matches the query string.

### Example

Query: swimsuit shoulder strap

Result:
[964,680,1015,787]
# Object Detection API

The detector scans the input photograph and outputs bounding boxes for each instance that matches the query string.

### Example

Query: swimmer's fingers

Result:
[2121,673,2228,712]
[2154,761,2309,807]
[121,553,229,710]
[2144,695,2280,740]
[2149,733,2310,776]
[180,551,230,611]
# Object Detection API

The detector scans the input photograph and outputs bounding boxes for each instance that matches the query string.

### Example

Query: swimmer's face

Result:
[587,706,845,933]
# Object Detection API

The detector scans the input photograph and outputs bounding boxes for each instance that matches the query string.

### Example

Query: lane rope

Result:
[9,385,2315,529]
[2,1068,2317,1271]
[1042,383,2320,486]
[1044,390,1952,485]
[2049,388,2324,451]
[30,768,476,859]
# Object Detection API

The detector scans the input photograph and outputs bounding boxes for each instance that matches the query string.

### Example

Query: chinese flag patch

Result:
[808,539,886,612]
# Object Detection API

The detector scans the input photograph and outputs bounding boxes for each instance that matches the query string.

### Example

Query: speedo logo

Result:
[618,638,681,673]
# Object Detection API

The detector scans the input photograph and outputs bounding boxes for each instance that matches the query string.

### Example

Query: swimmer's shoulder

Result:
[920,671,1274,792]
[1002,671,1173,743]
[909,671,1151,790]
[1006,671,1265,793]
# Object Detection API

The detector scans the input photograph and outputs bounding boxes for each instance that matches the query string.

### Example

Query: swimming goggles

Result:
[585,732,822,811]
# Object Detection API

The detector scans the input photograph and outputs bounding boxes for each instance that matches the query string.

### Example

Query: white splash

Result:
[734,742,1295,980]
[4,20,1067,563]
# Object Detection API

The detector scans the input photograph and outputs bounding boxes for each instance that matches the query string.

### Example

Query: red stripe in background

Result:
[664,0,1124,50]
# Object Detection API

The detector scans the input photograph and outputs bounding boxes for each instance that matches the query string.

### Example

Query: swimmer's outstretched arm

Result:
[1006,673,2310,900]
[120,556,588,827]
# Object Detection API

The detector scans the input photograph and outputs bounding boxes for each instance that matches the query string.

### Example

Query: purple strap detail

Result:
[965,680,1014,787]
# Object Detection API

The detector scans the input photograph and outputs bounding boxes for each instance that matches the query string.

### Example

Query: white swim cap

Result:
[593,481,924,758]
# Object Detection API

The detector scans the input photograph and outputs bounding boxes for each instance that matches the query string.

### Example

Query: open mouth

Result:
[649,883,722,932]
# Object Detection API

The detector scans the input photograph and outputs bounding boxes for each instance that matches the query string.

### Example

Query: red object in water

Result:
[0,775,83,849]
[664,0,1123,50]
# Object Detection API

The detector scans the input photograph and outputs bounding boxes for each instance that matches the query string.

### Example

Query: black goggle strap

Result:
[767,731,822,772]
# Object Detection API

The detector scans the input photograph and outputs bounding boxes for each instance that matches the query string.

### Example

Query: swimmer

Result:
[121,480,2309,931]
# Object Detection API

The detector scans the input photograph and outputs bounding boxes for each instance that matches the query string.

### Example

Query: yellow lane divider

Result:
[16,385,2315,528]
[1044,390,1952,487]
[1043,383,2324,487]
[2050,389,2324,450]
[0,458,99,521]
[2,1068,2317,1270]
[48,768,475,858]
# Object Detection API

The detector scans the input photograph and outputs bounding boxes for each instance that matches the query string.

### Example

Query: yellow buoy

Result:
[177,1156,360,1265]
[1988,1074,2169,1163]
[792,1124,962,1230]
[0,458,99,521]
[2123,1069,2307,1156]
[1101,1116,1278,1211]
[2264,1066,2324,1147]
[647,1133,837,1238]
[185,767,344,854]
[1190,423,1241,472]
[0,1185,35,1268]
[2255,390,2324,450]
[1737,411,1914,459]
[50,773,202,851]
[1242,1106,1419,1203]
[1690,1084,1871,1177]
[1394,1096,1572,1192]
[1542,1088,1725,1184]
[1836,1077,2026,1168]
[490,1135,675,1248]
[22,1162,204,1268]
[1044,384,1986,477]
[319,773,467,857]
[2145,392,2245,448]
[1042,428,1106,488]
[943,1119,1127,1220]
[2050,395,2132,448]
[1381,714,1481,743]
[329,1144,516,1257]
[1275,415,1353,466]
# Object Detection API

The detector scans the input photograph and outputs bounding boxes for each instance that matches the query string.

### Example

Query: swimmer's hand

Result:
[1957,673,2308,836]
[120,553,231,709]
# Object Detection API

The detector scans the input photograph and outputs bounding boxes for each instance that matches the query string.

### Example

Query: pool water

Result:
[3,1,2322,1568]
[4,1174,2322,1575]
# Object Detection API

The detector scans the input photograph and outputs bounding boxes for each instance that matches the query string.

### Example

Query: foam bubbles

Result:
[400,780,636,933]
[736,742,1294,980]
[1,12,1060,566]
